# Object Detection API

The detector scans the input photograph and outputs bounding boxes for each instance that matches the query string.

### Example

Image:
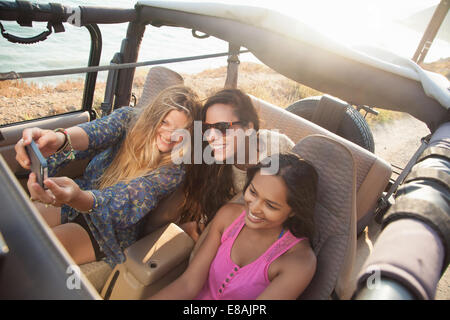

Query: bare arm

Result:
[256,245,316,300]
[150,219,222,299]
[150,204,240,300]
[15,126,89,169]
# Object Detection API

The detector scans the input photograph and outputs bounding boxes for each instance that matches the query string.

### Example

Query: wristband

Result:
[77,191,97,214]
[54,128,68,152]
[54,128,75,160]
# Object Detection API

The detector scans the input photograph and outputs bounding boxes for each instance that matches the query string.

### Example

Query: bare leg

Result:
[31,202,96,264]
[52,223,96,265]
[32,201,61,228]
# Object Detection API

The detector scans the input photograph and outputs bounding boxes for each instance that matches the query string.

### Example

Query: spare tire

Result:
[286,96,375,152]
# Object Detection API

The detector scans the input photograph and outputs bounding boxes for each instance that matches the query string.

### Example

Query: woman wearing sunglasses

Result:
[179,89,294,240]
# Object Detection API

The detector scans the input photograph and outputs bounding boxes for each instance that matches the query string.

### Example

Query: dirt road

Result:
[356,114,449,300]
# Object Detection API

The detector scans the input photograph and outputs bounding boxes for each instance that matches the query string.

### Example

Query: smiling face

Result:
[243,170,293,231]
[204,103,253,162]
[156,109,189,153]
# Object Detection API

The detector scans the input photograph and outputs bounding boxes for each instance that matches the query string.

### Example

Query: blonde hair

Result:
[98,85,201,189]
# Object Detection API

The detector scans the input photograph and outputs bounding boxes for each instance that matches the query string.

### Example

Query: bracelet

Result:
[54,128,75,160]
[54,128,68,152]
[77,191,97,214]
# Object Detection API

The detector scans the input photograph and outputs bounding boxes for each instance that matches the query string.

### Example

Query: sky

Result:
[140,0,447,60]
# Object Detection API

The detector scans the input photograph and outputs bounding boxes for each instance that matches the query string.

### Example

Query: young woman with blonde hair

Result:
[15,85,202,267]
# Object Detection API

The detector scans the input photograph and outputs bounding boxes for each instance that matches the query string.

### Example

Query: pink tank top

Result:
[196,210,305,300]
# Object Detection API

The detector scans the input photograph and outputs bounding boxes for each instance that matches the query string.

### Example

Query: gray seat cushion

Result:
[293,135,357,299]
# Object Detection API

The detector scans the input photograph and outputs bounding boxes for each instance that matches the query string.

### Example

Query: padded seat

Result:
[79,261,112,292]
[251,96,391,233]
[80,66,185,291]
[189,134,357,299]
[293,135,356,299]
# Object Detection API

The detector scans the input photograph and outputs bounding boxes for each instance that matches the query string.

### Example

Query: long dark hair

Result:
[179,89,260,225]
[243,153,318,239]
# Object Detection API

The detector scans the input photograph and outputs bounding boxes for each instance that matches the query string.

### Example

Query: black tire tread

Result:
[286,96,375,152]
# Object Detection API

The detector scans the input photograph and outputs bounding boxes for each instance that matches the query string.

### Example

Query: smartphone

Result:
[25,140,48,189]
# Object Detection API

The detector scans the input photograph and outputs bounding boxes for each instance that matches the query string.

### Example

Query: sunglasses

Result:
[202,121,245,134]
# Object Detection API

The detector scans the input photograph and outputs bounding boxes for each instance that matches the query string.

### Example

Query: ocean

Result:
[0,0,246,84]
[1,0,448,85]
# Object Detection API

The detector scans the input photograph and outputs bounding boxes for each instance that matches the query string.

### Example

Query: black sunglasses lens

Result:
[203,121,245,134]
[203,122,229,134]
[216,123,230,134]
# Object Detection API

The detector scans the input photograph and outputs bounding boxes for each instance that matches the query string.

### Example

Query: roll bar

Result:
[0,1,136,26]
[355,122,450,299]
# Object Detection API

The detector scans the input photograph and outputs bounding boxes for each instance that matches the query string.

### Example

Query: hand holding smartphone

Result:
[25,140,48,189]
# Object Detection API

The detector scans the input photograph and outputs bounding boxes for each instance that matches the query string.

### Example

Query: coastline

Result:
[1,59,448,127]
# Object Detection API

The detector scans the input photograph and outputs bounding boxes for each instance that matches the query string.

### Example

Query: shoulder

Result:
[269,238,316,280]
[210,202,245,234]
[289,239,317,269]
[105,106,134,121]
[155,164,184,175]
[110,105,133,115]
[258,129,295,151]
[79,106,134,132]
[146,164,184,179]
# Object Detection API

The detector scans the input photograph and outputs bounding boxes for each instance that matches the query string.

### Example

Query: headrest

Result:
[136,66,184,109]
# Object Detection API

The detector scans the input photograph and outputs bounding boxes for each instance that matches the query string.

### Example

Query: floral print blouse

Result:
[47,107,184,267]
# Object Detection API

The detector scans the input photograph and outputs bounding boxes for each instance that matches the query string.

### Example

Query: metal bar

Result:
[354,278,415,300]
[0,50,251,81]
[114,20,146,109]
[81,24,102,114]
[412,0,450,64]
[101,53,122,117]
[385,136,430,199]
[375,135,431,222]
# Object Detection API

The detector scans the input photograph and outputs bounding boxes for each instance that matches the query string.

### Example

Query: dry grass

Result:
[182,63,322,107]
[0,79,87,98]
[1,59,448,126]
[421,57,450,80]
[0,80,46,98]
[365,109,405,126]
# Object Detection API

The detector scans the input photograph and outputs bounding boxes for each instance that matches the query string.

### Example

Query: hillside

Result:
[0,59,449,127]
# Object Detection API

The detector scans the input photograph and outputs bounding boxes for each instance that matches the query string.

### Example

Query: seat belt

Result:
[224,43,240,89]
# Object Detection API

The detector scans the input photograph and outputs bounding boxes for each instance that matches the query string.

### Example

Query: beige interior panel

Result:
[0,111,91,188]
[101,223,194,300]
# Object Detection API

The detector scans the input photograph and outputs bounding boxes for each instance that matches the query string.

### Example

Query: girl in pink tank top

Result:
[150,153,318,300]
[196,210,305,300]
